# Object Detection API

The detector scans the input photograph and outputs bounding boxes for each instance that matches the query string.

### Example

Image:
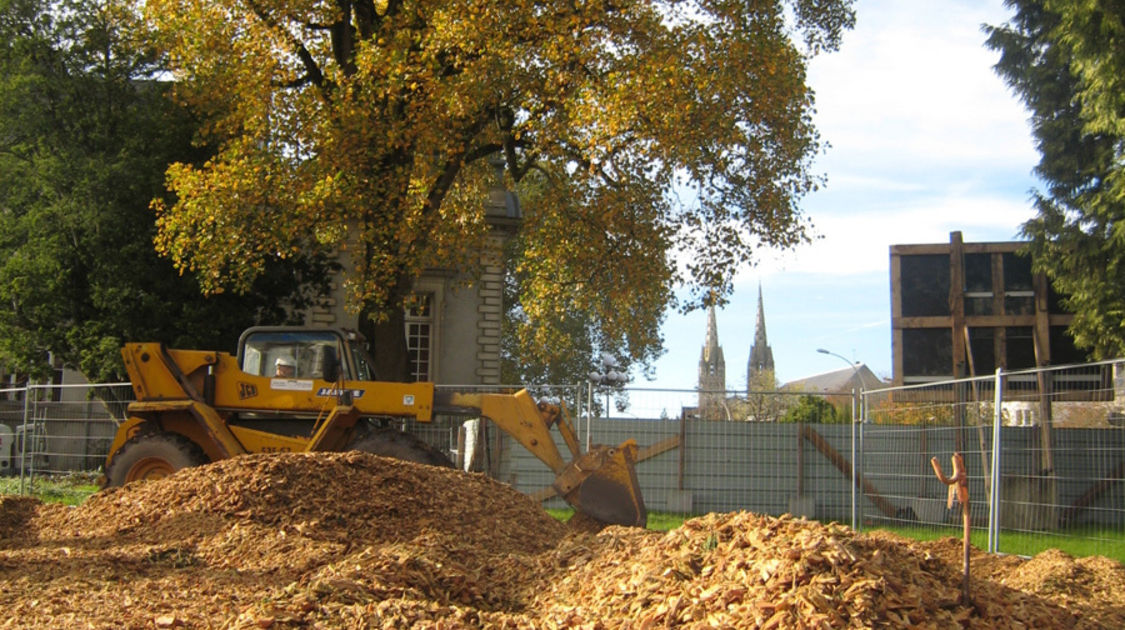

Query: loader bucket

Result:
[553,440,647,528]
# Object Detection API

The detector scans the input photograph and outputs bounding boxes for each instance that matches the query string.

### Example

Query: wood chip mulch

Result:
[2,450,1124,628]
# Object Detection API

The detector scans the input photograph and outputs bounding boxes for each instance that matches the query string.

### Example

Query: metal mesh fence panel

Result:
[862,361,1125,559]
[0,383,131,492]
[861,377,997,541]
[477,385,860,522]
[998,362,1125,558]
[5,363,1123,560]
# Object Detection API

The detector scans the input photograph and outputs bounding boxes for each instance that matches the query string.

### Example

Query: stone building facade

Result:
[307,160,520,386]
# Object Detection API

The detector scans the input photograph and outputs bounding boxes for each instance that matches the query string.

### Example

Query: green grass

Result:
[546,509,1125,563]
[546,508,687,532]
[8,481,1124,563]
[0,472,101,507]
[875,523,1125,564]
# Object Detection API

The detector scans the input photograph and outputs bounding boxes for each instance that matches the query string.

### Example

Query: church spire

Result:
[755,284,767,341]
[702,303,721,363]
[698,302,727,420]
[747,283,775,391]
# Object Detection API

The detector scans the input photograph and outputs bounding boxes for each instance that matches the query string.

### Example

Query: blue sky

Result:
[646,0,1039,390]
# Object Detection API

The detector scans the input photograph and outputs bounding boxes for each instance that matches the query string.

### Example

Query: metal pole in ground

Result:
[989,367,1004,553]
[851,387,858,529]
[859,409,868,531]
[589,378,598,452]
[816,348,864,529]
[19,384,30,495]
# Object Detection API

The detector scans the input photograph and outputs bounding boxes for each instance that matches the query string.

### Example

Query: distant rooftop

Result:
[782,364,883,393]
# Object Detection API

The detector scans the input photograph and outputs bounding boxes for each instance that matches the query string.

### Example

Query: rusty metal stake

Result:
[931,452,971,606]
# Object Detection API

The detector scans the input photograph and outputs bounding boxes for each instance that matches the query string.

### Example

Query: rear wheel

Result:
[348,426,454,468]
[105,432,208,487]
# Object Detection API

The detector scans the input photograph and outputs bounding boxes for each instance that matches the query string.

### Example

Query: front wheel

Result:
[347,426,454,468]
[105,432,208,487]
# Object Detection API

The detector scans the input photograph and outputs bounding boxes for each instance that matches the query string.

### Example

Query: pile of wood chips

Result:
[2,451,1124,629]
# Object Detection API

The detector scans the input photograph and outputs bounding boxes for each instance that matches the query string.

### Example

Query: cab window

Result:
[241,331,344,380]
[348,339,375,381]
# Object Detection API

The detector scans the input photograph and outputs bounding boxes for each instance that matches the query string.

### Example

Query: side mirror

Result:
[322,359,339,382]
[314,345,340,381]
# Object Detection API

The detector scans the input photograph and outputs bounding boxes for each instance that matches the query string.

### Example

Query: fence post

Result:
[18,384,30,494]
[851,388,857,529]
[857,391,865,532]
[584,380,593,451]
[988,367,1004,553]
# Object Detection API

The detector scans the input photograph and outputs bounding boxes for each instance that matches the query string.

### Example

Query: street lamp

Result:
[817,348,861,383]
[817,347,863,530]
[587,353,629,450]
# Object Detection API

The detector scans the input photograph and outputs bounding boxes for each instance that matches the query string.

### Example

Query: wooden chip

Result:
[0,451,1122,628]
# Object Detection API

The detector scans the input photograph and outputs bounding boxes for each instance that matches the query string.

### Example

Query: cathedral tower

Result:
[698,304,727,420]
[747,284,775,391]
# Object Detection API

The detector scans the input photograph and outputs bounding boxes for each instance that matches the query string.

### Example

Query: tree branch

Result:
[354,0,377,40]
[504,136,538,182]
[330,0,358,76]
[423,113,495,216]
[245,0,332,96]
[463,141,502,164]
[384,0,404,20]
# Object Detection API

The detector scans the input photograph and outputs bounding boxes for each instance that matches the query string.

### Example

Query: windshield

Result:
[241,330,344,380]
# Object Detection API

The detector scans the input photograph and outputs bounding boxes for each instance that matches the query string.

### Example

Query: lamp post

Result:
[816,348,863,394]
[587,353,629,450]
[817,348,864,530]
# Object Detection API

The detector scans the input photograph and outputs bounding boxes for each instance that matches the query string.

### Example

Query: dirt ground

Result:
[2,451,1124,629]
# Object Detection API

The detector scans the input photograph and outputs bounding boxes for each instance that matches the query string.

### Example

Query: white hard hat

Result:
[275,355,295,367]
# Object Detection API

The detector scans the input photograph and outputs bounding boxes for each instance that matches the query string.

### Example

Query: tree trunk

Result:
[359,302,411,383]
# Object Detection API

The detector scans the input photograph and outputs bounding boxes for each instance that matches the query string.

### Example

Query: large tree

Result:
[146,0,855,381]
[987,1,1125,358]
[0,0,332,383]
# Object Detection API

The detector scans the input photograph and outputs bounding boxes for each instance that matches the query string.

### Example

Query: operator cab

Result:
[236,327,377,382]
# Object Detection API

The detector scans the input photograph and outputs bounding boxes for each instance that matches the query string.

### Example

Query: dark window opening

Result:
[964,254,992,292]
[1004,295,1034,315]
[903,328,953,377]
[1002,253,1034,315]
[964,253,993,315]
[1006,326,1036,370]
[967,328,996,376]
[1049,326,1087,365]
[1047,282,1069,313]
[967,297,994,316]
[1003,253,1033,292]
[901,255,950,317]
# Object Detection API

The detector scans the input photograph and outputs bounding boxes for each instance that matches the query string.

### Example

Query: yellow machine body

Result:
[104,327,646,527]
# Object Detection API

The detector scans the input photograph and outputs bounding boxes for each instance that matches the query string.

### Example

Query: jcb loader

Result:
[102,326,647,527]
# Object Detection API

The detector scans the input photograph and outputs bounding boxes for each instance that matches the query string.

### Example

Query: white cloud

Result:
[670,0,1039,289]
[808,0,1037,172]
[728,0,1041,282]
[735,193,1032,282]
[651,0,1045,390]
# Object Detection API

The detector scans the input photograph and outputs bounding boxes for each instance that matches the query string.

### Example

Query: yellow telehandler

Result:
[102,326,646,527]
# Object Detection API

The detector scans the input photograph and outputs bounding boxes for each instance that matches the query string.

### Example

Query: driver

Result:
[274,355,296,377]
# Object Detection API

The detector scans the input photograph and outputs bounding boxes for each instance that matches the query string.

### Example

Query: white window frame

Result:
[405,282,443,382]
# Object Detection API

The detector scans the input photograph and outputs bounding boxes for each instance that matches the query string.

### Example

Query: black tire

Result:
[105,432,208,487]
[347,426,454,468]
